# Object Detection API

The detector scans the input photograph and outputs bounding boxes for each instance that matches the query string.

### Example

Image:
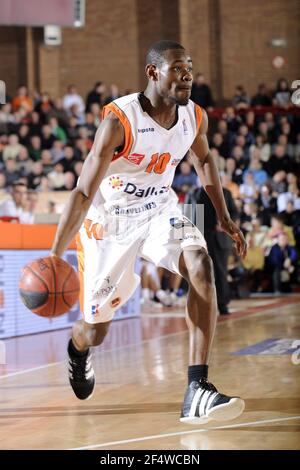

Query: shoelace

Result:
[198,378,218,394]
[69,355,92,381]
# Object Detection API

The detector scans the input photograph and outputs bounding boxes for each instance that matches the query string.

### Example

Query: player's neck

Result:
[140,91,178,130]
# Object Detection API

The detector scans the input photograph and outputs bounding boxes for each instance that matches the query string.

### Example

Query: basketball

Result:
[19,256,80,317]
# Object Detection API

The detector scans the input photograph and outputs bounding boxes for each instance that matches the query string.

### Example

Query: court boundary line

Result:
[1,300,299,380]
[69,415,300,450]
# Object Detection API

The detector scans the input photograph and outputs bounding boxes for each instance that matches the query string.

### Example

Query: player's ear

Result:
[145,64,158,81]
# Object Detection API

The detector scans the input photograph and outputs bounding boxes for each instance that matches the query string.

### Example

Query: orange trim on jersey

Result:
[102,102,133,161]
[194,104,203,134]
[75,233,85,317]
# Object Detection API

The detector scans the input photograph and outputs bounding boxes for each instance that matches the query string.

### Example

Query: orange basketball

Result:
[19,256,80,317]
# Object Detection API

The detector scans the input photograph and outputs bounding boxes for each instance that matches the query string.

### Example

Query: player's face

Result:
[158,49,193,105]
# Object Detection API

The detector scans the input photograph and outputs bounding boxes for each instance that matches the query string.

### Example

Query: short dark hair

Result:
[146,40,185,67]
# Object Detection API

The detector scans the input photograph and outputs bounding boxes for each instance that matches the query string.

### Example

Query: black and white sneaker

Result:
[68,339,95,400]
[180,378,245,425]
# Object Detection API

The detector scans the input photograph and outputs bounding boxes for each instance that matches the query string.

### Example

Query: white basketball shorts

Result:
[76,201,207,324]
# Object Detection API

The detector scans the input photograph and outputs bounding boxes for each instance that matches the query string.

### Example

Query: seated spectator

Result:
[49,117,67,143]
[231,145,248,170]
[4,158,22,186]
[58,145,77,172]
[12,85,33,113]
[251,83,272,107]
[62,85,85,116]
[221,173,240,200]
[29,111,42,136]
[243,157,268,186]
[40,150,54,175]
[191,73,214,109]
[255,184,277,223]
[41,124,56,149]
[237,124,255,148]
[211,132,230,158]
[277,183,300,213]
[35,92,53,123]
[47,163,66,190]
[173,161,197,199]
[242,234,265,292]
[211,148,225,172]
[265,215,296,249]
[266,144,294,176]
[28,135,42,161]
[0,180,34,223]
[48,97,70,128]
[0,172,7,193]
[232,85,250,110]
[273,78,291,109]
[270,170,287,196]
[249,134,271,162]
[267,233,297,293]
[222,107,242,133]
[86,81,106,111]
[18,124,31,147]
[281,200,300,232]
[240,172,259,203]
[272,134,294,158]
[225,157,243,185]
[51,139,65,163]
[17,147,33,176]
[2,134,24,162]
[103,84,120,106]
[27,161,45,190]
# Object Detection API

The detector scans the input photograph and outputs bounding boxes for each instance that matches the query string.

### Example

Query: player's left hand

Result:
[219,218,247,258]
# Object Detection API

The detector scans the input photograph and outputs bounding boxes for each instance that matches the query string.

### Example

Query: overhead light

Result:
[269,38,287,47]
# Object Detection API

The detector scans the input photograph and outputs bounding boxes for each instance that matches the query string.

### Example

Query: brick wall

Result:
[0,0,299,102]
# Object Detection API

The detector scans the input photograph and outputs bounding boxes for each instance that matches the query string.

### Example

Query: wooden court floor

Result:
[0,295,299,450]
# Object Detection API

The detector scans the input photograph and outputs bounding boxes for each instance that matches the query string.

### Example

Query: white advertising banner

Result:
[0,250,140,339]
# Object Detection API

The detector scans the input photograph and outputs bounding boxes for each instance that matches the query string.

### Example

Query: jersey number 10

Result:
[145,152,171,174]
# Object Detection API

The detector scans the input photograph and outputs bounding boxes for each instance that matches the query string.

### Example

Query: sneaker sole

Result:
[179,398,245,425]
[206,397,245,421]
[179,416,212,425]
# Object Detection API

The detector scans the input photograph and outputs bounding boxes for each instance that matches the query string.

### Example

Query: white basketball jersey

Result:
[88,93,202,218]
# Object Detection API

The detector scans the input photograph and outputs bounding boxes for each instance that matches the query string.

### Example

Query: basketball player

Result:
[51,40,247,424]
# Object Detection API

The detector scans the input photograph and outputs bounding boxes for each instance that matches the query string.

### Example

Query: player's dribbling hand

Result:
[219,218,247,258]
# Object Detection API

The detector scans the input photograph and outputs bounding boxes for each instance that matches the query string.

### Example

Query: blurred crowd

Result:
[0,76,299,305]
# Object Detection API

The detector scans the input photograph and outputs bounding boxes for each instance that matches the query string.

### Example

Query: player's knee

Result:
[182,249,214,285]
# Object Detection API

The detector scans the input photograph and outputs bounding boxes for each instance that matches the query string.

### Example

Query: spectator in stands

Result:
[50,140,65,163]
[18,124,31,147]
[62,85,85,116]
[90,103,102,127]
[86,82,106,111]
[2,134,24,162]
[49,117,67,143]
[35,92,53,123]
[211,132,230,158]
[242,234,265,292]
[27,161,45,190]
[41,124,56,150]
[84,112,98,137]
[173,161,197,198]
[0,172,6,193]
[251,84,272,107]
[250,134,271,162]
[240,172,259,203]
[17,147,33,176]
[221,173,240,200]
[277,182,300,213]
[232,85,250,110]
[12,86,33,113]
[48,97,70,128]
[266,144,294,176]
[47,163,66,190]
[256,183,277,223]
[281,200,300,230]
[237,124,255,148]
[29,111,41,136]
[225,157,243,185]
[103,84,120,106]
[270,170,287,196]
[28,135,42,162]
[266,215,296,249]
[4,158,21,186]
[191,73,214,109]
[243,156,268,186]
[267,233,297,293]
[0,180,33,223]
[59,145,77,172]
[273,78,291,109]
[274,134,294,158]
[40,150,54,175]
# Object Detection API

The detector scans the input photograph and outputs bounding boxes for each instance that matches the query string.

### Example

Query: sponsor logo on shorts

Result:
[109,176,124,190]
[170,217,194,229]
[110,297,121,308]
[137,128,154,133]
[91,304,100,316]
[124,182,169,198]
[125,153,145,165]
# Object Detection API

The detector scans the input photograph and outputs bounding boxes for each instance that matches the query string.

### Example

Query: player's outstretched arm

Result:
[51,114,124,258]
[191,109,247,258]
